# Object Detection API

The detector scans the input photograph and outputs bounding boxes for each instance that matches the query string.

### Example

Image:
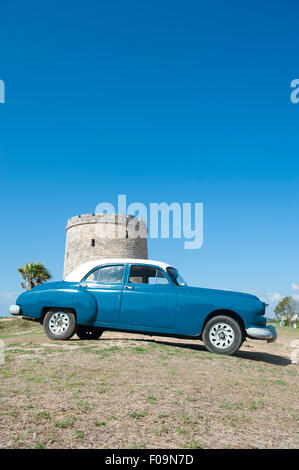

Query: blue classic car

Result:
[9,258,277,355]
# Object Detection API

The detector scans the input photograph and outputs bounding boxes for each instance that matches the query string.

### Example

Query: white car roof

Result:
[64,258,174,282]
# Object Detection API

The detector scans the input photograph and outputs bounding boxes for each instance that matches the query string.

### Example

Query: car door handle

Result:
[125,285,135,290]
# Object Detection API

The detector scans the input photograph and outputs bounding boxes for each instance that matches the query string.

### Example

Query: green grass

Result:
[1,321,298,449]
[129,411,148,419]
[131,346,148,354]
[0,318,41,331]
[179,412,192,422]
[94,420,106,426]
[0,330,43,339]
[54,415,76,429]
[158,413,169,419]
[25,376,45,383]
[275,379,287,386]
[108,415,120,421]
[177,427,187,435]
[34,442,45,449]
[268,323,299,336]
[154,424,167,436]
[220,401,245,411]
[184,439,204,449]
[35,411,51,421]
[147,394,157,404]
[76,399,92,412]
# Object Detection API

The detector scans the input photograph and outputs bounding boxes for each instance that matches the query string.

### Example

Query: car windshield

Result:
[166,267,187,286]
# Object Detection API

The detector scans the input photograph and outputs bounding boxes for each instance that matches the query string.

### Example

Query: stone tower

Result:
[63,213,148,278]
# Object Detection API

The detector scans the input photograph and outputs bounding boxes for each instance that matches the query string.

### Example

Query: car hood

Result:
[29,281,60,291]
[186,285,260,302]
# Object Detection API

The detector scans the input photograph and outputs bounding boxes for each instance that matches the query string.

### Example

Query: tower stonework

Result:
[63,213,148,278]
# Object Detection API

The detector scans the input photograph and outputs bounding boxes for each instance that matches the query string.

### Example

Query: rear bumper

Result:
[9,305,21,315]
[246,325,277,343]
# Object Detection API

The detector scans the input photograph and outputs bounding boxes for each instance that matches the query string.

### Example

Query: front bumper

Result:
[246,325,277,343]
[9,305,21,315]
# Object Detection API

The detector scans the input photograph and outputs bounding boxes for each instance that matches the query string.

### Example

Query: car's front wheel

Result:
[43,309,76,341]
[76,327,104,340]
[202,315,243,355]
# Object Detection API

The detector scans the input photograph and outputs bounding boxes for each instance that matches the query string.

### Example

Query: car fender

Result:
[72,288,98,325]
[17,287,76,319]
[17,286,97,326]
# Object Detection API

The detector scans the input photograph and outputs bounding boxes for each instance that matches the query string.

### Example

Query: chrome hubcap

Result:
[209,322,235,349]
[49,312,70,335]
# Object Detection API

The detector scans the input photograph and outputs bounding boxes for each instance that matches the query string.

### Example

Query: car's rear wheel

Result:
[44,309,76,341]
[202,315,243,355]
[76,327,104,340]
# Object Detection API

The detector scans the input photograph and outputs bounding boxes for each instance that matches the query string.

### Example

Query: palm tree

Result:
[18,262,52,290]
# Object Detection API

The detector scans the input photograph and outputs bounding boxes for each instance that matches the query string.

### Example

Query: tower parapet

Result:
[63,213,148,278]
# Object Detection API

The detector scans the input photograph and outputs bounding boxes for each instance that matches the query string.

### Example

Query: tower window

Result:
[91,239,95,247]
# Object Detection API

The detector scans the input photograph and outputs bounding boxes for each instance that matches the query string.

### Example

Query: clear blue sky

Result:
[0,0,298,316]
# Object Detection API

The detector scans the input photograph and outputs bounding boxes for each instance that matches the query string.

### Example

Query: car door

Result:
[120,264,177,330]
[82,264,126,324]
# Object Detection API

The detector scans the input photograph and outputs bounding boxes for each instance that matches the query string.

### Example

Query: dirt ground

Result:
[0,318,298,449]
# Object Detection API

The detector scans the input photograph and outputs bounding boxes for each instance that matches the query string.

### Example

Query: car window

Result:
[85,265,125,284]
[166,267,186,286]
[129,265,169,285]
[85,270,99,282]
